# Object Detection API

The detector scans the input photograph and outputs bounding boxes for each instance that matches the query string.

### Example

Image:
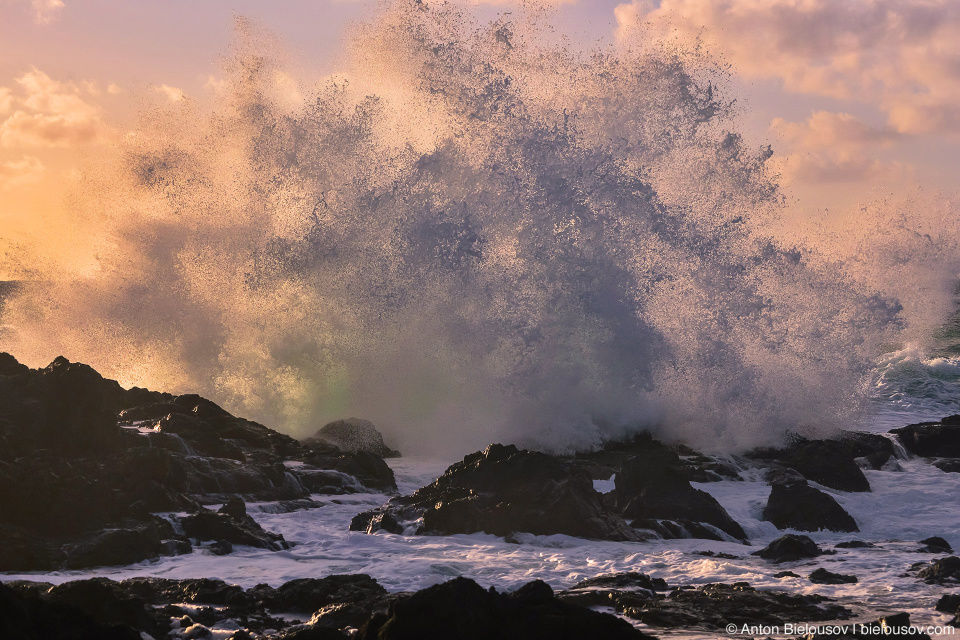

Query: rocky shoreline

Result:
[2,353,960,638]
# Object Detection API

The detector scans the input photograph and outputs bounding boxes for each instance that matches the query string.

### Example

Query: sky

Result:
[1,0,959,278]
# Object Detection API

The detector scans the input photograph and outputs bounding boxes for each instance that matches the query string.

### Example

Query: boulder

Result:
[748,436,873,492]
[356,444,642,542]
[762,481,859,532]
[920,536,953,553]
[356,577,653,640]
[917,556,960,584]
[269,575,388,613]
[809,568,858,584]
[616,582,852,630]
[614,450,746,540]
[309,418,401,458]
[178,509,288,550]
[892,418,960,457]
[752,534,822,563]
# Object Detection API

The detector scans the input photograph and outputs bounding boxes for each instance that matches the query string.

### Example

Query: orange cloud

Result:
[0,88,12,115]
[30,0,64,24]
[154,84,186,102]
[771,111,904,184]
[0,155,45,190]
[0,68,106,148]
[615,0,960,136]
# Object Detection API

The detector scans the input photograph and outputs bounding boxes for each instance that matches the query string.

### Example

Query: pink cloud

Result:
[615,0,960,135]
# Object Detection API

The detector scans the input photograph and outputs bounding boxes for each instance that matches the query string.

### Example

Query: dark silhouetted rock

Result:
[356,577,653,640]
[836,540,874,549]
[762,482,859,532]
[774,571,800,578]
[570,573,669,592]
[614,449,746,540]
[920,536,953,553]
[809,568,858,584]
[271,575,388,613]
[308,418,401,458]
[748,436,873,492]
[937,594,960,614]
[918,556,960,584]
[753,534,822,563]
[360,444,642,542]
[803,613,930,639]
[0,580,142,640]
[178,509,287,550]
[47,578,166,637]
[617,582,852,630]
[892,419,960,457]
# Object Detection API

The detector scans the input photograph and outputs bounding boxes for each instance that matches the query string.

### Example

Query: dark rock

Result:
[694,550,739,559]
[748,436,873,492]
[618,581,852,630]
[308,418,401,458]
[937,594,960,613]
[271,575,388,613]
[0,580,142,640]
[46,578,166,638]
[365,444,642,542]
[614,449,746,540]
[178,509,287,550]
[920,536,953,553]
[774,571,800,578]
[356,576,652,640]
[892,420,960,457]
[762,482,859,532]
[208,540,234,555]
[933,459,960,473]
[64,523,163,569]
[802,612,929,639]
[918,557,960,584]
[274,626,350,639]
[809,568,858,584]
[569,572,668,592]
[836,540,874,549]
[219,496,247,519]
[629,518,731,542]
[753,534,822,563]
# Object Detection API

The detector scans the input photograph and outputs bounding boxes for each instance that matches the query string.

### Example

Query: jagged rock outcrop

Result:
[762,480,859,532]
[353,444,642,541]
[307,418,401,458]
[0,353,396,571]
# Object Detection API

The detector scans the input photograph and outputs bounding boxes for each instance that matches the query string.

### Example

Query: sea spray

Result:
[0,1,950,454]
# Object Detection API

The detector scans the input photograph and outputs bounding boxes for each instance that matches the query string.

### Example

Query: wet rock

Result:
[774,571,800,578]
[836,540,874,549]
[0,580,142,640]
[802,612,930,639]
[570,572,669,592]
[219,496,247,519]
[351,509,404,534]
[892,419,960,457]
[178,509,288,550]
[308,418,401,458]
[613,449,747,540]
[748,436,873,492]
[762,481,859,532]
[362,444,642,541]
[933,459,960,473]
[809,568,858,584]
[63,522,164,569]
[917,557,960,584]
[46,578,166,638]
[618,582,852,631]
[356,577,652,640]
[919,536,953,553]
[753,534,823,563]
[269,575,388,613]
[936,594,960,613]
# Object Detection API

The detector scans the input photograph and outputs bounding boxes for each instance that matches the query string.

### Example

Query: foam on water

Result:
[4,452,960,637]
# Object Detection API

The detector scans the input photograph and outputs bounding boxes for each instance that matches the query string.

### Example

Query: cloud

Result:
[0,88,12,115]
[0,68,106,148]
[770,111,904,184]
[615,0,960,136]
[0,155,45,190]
[31,0,64,24]
[154,84,186,102]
